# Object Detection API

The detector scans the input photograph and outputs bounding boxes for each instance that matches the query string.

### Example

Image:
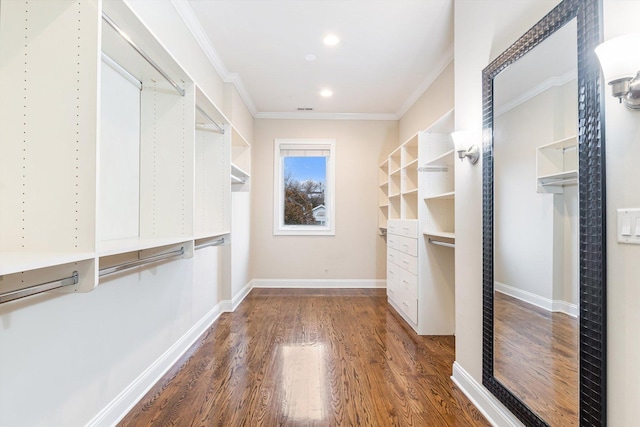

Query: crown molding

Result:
[495,70,577,117]
[172,0,448,121]
[255,111,399,121]
[170,0,257,116]
[396,49,454,118]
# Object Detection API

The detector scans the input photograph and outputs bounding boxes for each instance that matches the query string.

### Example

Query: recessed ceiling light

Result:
[320,89,333,98]
[304,53,316,62]
[323,34,340,46]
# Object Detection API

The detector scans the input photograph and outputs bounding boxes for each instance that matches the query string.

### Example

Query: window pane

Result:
[283,156,326,226]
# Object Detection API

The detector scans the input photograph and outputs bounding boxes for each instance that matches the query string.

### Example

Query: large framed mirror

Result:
[482,0,606,425]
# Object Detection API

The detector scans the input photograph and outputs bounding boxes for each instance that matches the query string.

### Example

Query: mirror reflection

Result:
[493,19,579,426]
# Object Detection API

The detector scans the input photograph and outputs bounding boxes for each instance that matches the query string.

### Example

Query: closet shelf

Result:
[404,158,419,168]
[423,230,455,241]
[424,191,455,200]
[538,170,578,182]
[0,252,96,276]
[194,230,231,240]
[403,188,419,196]
[423,149,455,167]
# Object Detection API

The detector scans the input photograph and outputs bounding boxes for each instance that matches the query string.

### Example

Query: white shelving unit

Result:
[421,123,456,241]
[378,159,390,232]
[382,109,456,335]
[231,127,251,192]
[536,135,578,193]
[0,0,237,303]
[194,87,231,240]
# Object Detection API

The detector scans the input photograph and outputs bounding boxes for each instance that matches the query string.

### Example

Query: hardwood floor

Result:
[119,288,489,426]
[494,291,578,426]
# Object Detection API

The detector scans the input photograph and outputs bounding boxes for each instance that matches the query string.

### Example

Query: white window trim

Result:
[273,138,336,236]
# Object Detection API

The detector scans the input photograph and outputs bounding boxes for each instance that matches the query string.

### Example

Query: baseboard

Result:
[494,282,577,318]
[231,281,254,311]
[87,281,255,427]
[451,362,523,427]
[252,279,386,289]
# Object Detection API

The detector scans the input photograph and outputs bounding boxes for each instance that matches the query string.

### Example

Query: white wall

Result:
[251,119,397,282]
[602,2,640,425]
[398,61,455,144]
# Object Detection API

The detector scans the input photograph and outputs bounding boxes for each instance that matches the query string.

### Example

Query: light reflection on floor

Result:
[280,344,326,421]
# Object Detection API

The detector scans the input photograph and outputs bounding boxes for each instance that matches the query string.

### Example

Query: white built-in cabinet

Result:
[536,135,578,193]
[383,109,455,335]
[0,0,247,302]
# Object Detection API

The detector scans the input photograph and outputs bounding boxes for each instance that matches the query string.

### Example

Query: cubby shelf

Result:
[424,149,455,167]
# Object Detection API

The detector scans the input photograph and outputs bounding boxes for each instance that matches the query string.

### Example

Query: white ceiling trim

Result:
[396,53,454,119]
[172,0,446,121]
[170,0,258,116]
[495,70,577,117]
[255,111,399,121]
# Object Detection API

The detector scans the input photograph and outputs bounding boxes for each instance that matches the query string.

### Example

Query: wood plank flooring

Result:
[119,288,489,426]
[494,291,578,426]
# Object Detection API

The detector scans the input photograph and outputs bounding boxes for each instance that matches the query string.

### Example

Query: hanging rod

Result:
[195,106,224,133]
[0,271,78,304]
[99,247,185,277]
[540,178,578,186]
[418,166,449,173]
[195,237,225,250]
[102,13,185,97]
[428,239,455,248]
[231,174,246,184]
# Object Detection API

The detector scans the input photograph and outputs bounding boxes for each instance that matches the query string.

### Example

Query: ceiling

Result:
[176,0,453,119]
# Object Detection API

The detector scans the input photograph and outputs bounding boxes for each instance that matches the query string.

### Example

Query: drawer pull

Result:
[402,302,409,307]
[402,260,409,265]
[403,280,409,284]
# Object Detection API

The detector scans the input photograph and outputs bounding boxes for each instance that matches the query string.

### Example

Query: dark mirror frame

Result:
[481,0,606,425]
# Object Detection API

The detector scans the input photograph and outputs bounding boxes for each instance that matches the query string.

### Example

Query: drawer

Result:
[388,248,417,275]
[388,234,417,257]
[398,293,418,324]
[386,262,400,286]
[387,219,417,237]
[399,269,418,301]
[386,279,399,305]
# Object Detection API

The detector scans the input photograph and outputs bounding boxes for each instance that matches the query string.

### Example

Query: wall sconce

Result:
[451,130,480,165]
[595,33,640,110]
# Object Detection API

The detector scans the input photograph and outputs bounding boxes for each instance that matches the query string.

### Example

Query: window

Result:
[274,139,335,235]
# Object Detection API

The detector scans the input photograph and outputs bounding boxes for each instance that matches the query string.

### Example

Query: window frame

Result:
[273,138,336,236]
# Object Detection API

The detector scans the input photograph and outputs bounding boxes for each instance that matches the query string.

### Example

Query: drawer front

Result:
[399,269,418,301]
[398,293,418,324]
[386,278,399,305]
[387,219,417,237]
[391,248,417,275]
[390,234,417,257]
[387,262,400,286]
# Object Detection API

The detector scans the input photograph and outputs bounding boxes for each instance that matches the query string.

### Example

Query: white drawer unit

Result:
[388,247,418,275]
[386,219,419,326]
[383,117,456,336]
[387,234,418,257]
[388,219,418,237]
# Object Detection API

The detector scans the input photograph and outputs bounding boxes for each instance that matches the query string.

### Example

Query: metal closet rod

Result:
[195,106,225,134]
[102,12,185,97]
[428,239,455,249]
[99,247,185,277]
[0,271,79,305]
[195,237,225,250]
